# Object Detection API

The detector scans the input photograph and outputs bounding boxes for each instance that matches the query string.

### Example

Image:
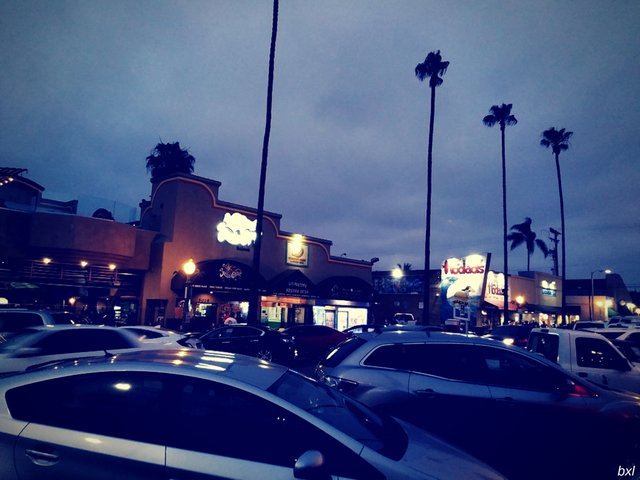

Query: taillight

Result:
[567,381,595,398]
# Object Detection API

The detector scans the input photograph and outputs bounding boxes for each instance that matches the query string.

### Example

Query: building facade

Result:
[0,168,375,329]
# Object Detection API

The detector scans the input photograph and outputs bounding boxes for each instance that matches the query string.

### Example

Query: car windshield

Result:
[268,370,406,459]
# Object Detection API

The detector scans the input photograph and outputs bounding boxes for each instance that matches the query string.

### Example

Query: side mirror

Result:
[294,450,329,480]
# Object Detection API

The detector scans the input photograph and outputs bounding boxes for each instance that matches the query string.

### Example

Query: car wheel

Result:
[256,349,273,362]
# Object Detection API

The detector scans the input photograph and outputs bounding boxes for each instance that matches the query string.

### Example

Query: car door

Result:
[573,336,639,392]
[164,375,380,480]
[7,372,168,480]
[404,344,493,453]
[231,326,266,357]
[200,327,236,353]
[478,345,620,479]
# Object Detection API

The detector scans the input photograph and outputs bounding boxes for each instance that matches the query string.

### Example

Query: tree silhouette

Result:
[249,0,279,324]
[92,208,114,220]
[507,217,549,272]
[415,50,449,325]
[541,127,573,324]
[145,141,195,179]
[483,103,517,325]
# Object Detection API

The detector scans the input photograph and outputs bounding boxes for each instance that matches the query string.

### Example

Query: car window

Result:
[404,344,488,383]
[476,346,561,392]
[49,312,76,324]
[33,329,136,355]
[231,326,262,338]
[575,337,628,370]
[364,344,412,370]
[626,332,640,343]
[528,333,559,362]
[168,374,383,479]
[6,372,169,445]
[205,328,232,339]
[125,328,164,339]
[320,336,367,367]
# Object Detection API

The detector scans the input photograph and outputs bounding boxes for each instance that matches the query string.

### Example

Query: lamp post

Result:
[182,259,196,326]
[515,295,525,323]
[590,268,612,321]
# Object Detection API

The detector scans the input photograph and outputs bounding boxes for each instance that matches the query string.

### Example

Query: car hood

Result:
[366,418,506,479]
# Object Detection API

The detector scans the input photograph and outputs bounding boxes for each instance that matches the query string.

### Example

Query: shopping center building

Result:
[0,168,375,329]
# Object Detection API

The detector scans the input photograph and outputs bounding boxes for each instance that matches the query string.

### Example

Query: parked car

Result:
[612,339,640,364]
[607,316,640,328]
[392,313,415,325]
[528,327,640,394]
[0,325,166,375]
[120,325,192,348]
[315,329,640,480]
[0,349,505,480]
[482,324,534,348]
[570,320,606,330]
[0,309,75,342]
[188,324,295,365]
[343,324,384,335]
[282,324,350,364]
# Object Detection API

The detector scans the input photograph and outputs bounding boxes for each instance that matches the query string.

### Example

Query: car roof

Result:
[0,349,288,391]
[360,329,498,346]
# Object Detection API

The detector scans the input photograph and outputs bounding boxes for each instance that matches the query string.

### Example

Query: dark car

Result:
[191,324,295,365]
[482,324,534,348]
[315,330,640,480]
[283,324,350,364]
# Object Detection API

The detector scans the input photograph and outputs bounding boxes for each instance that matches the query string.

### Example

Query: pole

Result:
[590,271,595,322]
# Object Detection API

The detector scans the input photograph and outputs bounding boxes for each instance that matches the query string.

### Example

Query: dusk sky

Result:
[1,1,639,287]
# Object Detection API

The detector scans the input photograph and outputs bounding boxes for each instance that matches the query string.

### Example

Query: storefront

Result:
[141,172,375,328]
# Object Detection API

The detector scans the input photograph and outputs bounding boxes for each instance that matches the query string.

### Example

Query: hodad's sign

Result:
[441,254,491,324]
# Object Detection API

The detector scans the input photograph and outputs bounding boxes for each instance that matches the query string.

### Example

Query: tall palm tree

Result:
[250,0,279,324]
[415,50,449,325]
[541,127,573,324]
[145,141,195,179]
[507,217,549,272]
[483,103,517,325]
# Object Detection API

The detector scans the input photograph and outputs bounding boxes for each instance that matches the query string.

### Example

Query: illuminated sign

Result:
[441,254,490,323]
[541,280,557,297]
[287,241,308,266]
[484,270,508,308]
[216,212,256,247]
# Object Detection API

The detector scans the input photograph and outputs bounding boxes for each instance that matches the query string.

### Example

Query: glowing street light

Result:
[391,268,404,279]
[182,259,197,325]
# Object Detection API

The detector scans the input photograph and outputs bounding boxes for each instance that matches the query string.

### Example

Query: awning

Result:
[317,276,374,302]
[171,259,265,294]
[268,269,316,298]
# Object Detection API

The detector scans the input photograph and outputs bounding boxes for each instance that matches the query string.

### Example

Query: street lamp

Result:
[182,259,197,326]
[590,268,612,321]
[515,295,525,323]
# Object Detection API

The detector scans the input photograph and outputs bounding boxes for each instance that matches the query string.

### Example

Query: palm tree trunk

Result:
[501,125,509,325]
[250,0,279,324]
[555,152,566,324]
[422,84,436,325]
